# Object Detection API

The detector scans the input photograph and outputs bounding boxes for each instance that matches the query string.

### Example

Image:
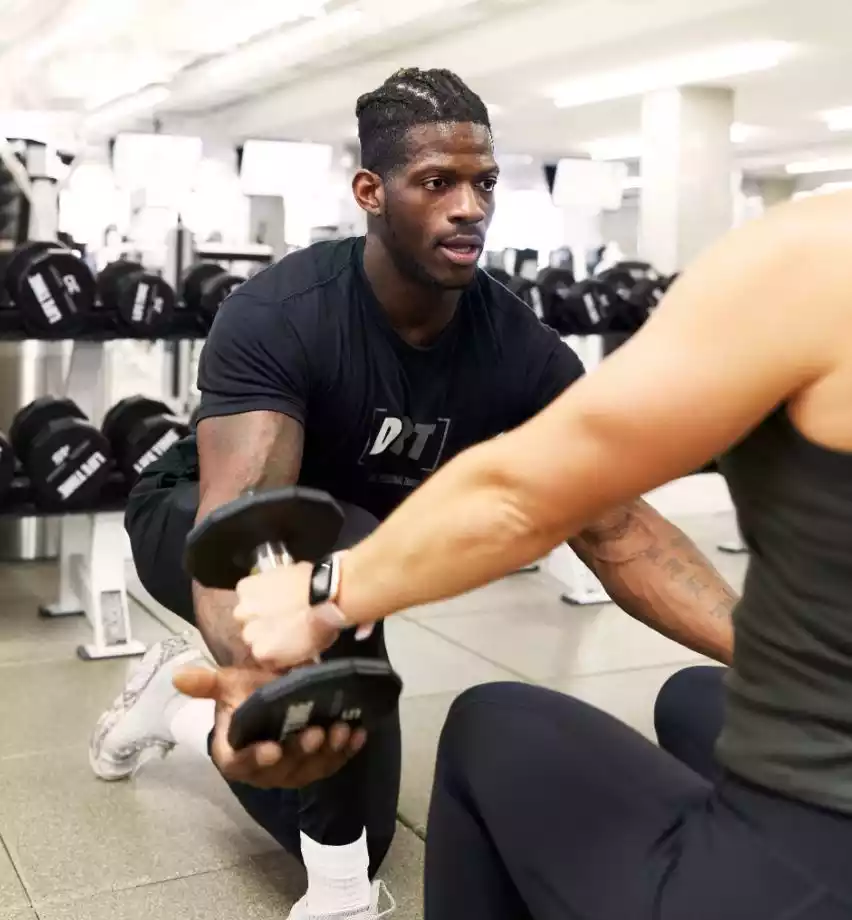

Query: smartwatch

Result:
[309,553,341,607]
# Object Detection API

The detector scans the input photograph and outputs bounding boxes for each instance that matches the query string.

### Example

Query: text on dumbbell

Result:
[27,274,62,325]
[132,428,182,475]
[131,282,150,323]
[57,451,108,501]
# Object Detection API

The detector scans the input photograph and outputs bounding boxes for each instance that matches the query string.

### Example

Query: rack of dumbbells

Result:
[0,141,231,660]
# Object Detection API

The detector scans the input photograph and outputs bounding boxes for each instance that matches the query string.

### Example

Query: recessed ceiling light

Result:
[548,41,795,109]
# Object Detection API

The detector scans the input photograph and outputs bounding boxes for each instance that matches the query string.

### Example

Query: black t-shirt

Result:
[196,237,584,521]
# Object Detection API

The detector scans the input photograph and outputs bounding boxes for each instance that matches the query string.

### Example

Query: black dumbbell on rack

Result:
[102,395,189,485]
[97,261,177,335]
[0,431,14,506]
[9,396,113,510]
[2,241,98,337]
[183,263,245,326]
[185,486,403,751]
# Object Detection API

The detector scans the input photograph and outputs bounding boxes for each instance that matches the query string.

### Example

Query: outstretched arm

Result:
[570,501,736,665]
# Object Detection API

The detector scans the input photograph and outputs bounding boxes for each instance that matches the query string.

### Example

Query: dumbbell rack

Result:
[37,340,144,659]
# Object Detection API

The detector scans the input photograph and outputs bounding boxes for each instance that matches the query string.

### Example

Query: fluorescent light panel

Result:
[550,41,794,109]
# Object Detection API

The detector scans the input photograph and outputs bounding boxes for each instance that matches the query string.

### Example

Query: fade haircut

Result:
[355,67,491,178]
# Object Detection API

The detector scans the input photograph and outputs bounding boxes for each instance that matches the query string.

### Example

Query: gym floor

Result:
[0,510,747,920]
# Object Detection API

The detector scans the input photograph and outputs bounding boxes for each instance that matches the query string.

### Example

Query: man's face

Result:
[377,122,498,290]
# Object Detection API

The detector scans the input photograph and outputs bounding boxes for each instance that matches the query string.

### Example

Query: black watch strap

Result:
[309,555,340,607]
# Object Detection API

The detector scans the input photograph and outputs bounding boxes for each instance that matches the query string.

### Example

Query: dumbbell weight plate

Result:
[122,414,189,482]
[99,262,177,333]
[183,263,227,315]
[507,276,544,320]
[5,242,96,336]
[103,395,174,453]
[0,432,14,506]
[537,267,576,330]
[27,417,112,510]
[185,486,345,590]
[9,396,86,460]
[200,272,244,320]
[229,658,403,750]
[553,279,618,335]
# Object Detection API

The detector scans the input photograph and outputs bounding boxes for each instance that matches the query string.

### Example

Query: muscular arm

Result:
[570,501,736,665]
[195,411,304,665]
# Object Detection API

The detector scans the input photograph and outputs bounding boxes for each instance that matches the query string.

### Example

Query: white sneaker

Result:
[287,881,396,920]
[89,634,207,781]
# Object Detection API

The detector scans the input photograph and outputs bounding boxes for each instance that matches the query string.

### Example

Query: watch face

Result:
[310,559,333,606]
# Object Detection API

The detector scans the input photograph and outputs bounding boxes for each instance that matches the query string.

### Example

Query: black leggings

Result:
[125,474,400,877]
[426,669,852,920]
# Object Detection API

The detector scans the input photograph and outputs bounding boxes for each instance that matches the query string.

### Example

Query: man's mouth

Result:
[437,238,482,267]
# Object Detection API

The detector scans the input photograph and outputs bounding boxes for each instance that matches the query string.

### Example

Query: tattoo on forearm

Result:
[575,501,737,621]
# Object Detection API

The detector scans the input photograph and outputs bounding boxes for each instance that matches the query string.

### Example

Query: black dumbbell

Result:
[536,267,576,330]
[183,263,245,323]
[507,276,545,320]
[97,261,177,334]
[0,431,14,506]
[550,278,623,335]
[4,241,98,337]
[9,396,112,510]
[102,395,189,484]
[184,486,403,751]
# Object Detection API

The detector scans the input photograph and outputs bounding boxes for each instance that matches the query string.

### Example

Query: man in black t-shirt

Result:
[89,68,736,920]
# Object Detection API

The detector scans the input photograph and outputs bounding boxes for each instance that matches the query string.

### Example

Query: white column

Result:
[638,87,735,274]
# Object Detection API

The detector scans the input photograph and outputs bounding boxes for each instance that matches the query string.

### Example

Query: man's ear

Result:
[352,169,384,218]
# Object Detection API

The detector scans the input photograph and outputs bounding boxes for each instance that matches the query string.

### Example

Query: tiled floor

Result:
[0,510,747,920]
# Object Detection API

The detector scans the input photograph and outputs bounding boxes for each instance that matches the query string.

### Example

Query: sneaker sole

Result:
[89,645,203,781]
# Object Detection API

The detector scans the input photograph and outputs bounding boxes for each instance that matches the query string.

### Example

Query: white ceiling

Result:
[4,0,852,177]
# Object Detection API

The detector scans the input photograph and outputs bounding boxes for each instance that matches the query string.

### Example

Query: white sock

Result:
[166,697,216,758]
[300,829,372,916]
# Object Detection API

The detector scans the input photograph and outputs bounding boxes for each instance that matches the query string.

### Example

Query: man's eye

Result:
[480,178,498,193]
[423,178,448,191]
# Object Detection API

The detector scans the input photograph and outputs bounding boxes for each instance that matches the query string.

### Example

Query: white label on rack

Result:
[132,428,182,474]
[57,451,107,501]
[28,274,62,325]
[132,282,150,323]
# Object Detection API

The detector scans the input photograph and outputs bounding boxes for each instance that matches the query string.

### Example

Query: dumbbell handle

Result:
[252,541,293,572]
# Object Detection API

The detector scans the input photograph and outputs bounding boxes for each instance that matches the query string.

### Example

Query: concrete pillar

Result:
[638,87,735,274]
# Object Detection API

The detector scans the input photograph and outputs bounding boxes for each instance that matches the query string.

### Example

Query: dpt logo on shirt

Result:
[360,408,451,487]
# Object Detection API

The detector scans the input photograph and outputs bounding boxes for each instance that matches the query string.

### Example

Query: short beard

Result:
[383,203,471,292]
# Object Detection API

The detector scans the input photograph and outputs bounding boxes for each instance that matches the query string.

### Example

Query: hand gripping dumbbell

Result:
[97,261,177,334]
[9,396,112,510]
[184,486,403,751]
[183,263,245,325]
[102,395,189,485]
[0,431,14,506]
[4,241,98,337]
